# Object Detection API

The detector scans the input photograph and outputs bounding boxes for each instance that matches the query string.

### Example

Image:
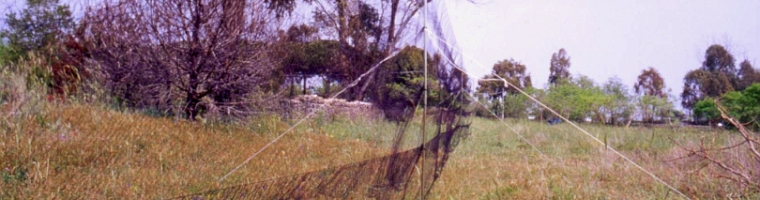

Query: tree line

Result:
[0,0,469,122]
[475,47,760,128]
[1,0,757,127]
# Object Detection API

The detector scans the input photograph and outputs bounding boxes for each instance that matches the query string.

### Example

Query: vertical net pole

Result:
[421,0,428,199]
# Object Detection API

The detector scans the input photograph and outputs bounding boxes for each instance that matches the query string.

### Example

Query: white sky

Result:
[445,0,760,100]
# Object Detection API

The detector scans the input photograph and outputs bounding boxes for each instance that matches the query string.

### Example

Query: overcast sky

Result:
[444,0,760,102]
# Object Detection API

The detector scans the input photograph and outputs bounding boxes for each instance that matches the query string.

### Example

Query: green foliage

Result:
[1,0,74,62]
[693,83,760,130]
[637,95,674,124]
[0,43,12,65]
[501,93,529,119]
[723,84,760,130]
[545,75,609,122]
[373,46,441,121]
[602,77,634,125]
[693,99,719,123]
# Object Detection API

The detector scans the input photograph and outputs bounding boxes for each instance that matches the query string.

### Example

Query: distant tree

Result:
[637,94,673,124]
[372,46,440,121]
[634,67,666,97]
[702,44,737,75]
[701,83,760,130]
[682,44,741,109]
[602,77,634,125]
[546,75,607,122]
[477,59,531,97]
[737,60,760,91]
[729,83,760,130]
[1,0,75,61]
[477,58,531,118]
[548,48,571,85]
[306,40,346,96]
[278,24,342,96]
[633,67,671,124]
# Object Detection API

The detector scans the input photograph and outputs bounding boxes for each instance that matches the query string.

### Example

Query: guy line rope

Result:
[424,29,692,200]
[218,49,402,182]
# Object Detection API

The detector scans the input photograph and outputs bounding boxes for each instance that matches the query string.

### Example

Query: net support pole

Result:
[421,0,428,199]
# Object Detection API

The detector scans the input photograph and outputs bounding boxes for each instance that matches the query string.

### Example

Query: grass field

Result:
[2,94,757,199]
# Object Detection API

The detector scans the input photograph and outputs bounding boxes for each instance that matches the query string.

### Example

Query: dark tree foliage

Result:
[702,44,736,74]
[83,0,277,120]
[263,0,301,17]
[634,67,666,98]
[737,60,760,91]
[548,48,571,85]
[278,24,326,96]
[681,44,742,109]
[1,0,75,61]
[372,46,440,122]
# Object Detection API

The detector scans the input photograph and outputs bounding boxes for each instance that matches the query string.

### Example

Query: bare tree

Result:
[82,0,277,119]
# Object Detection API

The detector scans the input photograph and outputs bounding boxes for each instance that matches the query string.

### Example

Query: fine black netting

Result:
[172,1,471,199]
[174,118,469,199]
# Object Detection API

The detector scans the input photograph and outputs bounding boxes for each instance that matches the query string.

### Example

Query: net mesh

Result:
[173,1,471,199]
[174,120,469,199]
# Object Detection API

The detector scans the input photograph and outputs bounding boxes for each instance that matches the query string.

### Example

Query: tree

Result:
[278,24,338,96]
[1,0,75,61]
[1,0,89,97]
[737,60,760,91]
[545,75,607,122]
[634,67,669,124]
[702,44,736,75]
[602,77,634,125]
[548,48,571,85]
[637,94,673,124]
[697,83,760,130]
[477,59,531,97]
[634,67,666,97]
[682,44,740,109]
[83,0,277,120]
[477,58,531,118]
[372,46,440,121]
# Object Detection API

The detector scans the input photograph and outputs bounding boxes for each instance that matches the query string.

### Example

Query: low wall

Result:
[283,95,383,120]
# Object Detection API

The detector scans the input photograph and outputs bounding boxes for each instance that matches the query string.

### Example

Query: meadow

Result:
[1,91,756,199]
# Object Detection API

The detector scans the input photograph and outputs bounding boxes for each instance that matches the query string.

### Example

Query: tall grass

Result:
[432,118,752,199]
[0,57,756,198]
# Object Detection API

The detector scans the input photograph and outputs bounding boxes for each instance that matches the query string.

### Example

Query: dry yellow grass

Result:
[1,104,391,199]
[2,99,757,199]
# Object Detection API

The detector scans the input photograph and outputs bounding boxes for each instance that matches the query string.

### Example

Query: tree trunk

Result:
[324,77,331,97]
[290,76,295,97]
[186,93,200,120]
[303,75,307,95]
